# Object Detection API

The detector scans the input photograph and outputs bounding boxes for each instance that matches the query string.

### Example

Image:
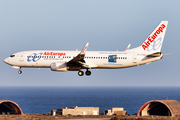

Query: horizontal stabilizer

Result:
[146,52,162,57]
[163,52,174,56]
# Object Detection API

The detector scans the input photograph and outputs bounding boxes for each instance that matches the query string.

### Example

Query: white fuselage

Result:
[4,50,162,69]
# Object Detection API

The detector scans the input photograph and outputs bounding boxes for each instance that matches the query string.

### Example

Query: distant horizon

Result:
[1,86,179,114]
[0,85,179,87]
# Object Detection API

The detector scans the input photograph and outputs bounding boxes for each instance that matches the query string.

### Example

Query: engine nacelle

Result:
[50,62,68,71]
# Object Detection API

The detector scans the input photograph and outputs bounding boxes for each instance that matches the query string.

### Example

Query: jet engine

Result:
[50,62,68,71]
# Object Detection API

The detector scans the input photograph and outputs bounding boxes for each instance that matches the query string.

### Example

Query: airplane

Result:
[4,21,168,76]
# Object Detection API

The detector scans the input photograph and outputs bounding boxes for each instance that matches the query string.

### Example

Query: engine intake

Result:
[50,62,67,71]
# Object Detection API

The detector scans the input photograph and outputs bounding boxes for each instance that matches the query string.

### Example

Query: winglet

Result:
[125,44,131,51]
[81,42,89,54]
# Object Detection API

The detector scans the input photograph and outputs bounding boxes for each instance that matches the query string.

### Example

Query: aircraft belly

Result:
[96,62,124,69]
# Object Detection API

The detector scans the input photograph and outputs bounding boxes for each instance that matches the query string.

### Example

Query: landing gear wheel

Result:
[85,70,91,76]
[78,71,84,76]
[18,70,22,74]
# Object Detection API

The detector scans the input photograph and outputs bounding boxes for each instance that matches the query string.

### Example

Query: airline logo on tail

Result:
[147,37,162,52]
[142,24,166,50]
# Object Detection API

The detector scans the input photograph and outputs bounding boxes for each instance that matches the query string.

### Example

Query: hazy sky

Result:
[0,0,180,87]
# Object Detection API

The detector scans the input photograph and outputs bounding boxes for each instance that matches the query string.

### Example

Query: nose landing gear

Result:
[18,70,22,74]
[18,68,22,74]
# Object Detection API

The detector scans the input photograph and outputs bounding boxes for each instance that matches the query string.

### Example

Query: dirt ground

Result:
[0,114,180,120]
[0,114,112,120]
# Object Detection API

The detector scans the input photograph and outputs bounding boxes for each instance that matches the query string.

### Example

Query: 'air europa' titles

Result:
[142,24,166,50]
[43,52,66,56]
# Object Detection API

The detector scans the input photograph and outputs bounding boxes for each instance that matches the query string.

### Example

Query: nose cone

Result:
[4,58,9,64]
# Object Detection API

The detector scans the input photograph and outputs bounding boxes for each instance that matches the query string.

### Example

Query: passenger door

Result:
[132,54,137,63]
[19,53,24,62]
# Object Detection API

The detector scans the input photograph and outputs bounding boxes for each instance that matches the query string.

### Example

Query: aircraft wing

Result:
[67,43,90,69]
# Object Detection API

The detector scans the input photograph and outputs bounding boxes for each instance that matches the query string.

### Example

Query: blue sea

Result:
[0,86,180,115]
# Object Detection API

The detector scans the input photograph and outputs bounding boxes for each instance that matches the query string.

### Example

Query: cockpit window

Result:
[10,55,15,57]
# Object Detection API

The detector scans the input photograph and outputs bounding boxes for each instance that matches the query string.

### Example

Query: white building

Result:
[57,106,99,115]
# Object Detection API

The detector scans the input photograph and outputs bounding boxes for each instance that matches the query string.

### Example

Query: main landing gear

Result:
[78,69,91,76]
[78,71,84,76]
[85,70,91,76]
[18,68,22,74]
